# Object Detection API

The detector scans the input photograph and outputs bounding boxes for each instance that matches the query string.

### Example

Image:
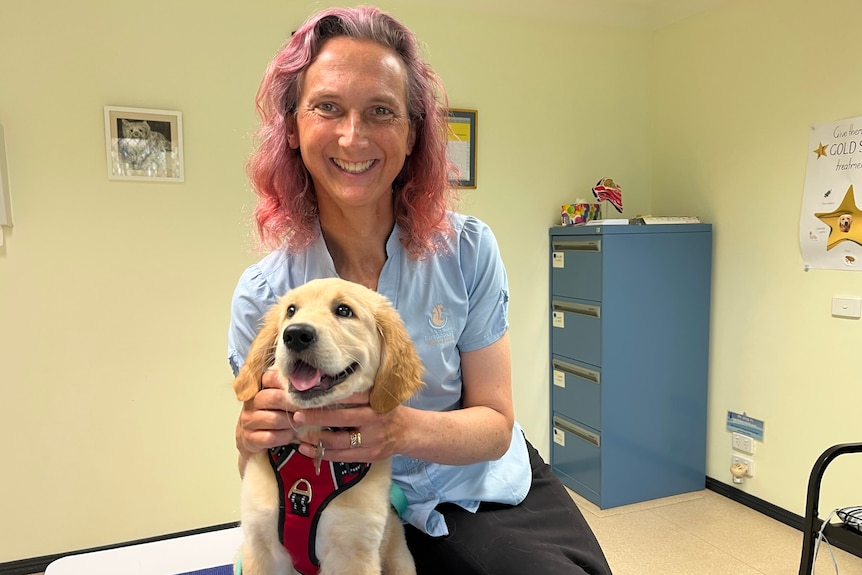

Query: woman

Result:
[229,6,612,574]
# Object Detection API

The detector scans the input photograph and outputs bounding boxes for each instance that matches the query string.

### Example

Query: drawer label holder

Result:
[553,416,601,447]
[553,359,600,386]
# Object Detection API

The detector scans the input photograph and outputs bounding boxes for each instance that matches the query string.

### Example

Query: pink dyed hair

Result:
[247,6,457,256]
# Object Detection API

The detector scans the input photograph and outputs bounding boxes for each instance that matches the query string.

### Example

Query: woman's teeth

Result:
[333,158,374,173]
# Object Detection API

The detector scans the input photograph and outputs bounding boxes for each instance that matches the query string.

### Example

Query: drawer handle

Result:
[553,360,600,385]
[553,416,601,447]
[552,301,601,318]
[552,240,601,252]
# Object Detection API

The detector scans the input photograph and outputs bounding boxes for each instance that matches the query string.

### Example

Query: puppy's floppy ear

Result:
[370,302,424,413]
[233,302,284,402]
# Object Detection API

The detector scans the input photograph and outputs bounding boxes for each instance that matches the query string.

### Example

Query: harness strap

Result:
[269,445,371,575]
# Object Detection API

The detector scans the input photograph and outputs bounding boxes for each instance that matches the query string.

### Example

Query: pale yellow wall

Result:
[0,0,652,561]
[6,0,856,564]
[652,0,862,516]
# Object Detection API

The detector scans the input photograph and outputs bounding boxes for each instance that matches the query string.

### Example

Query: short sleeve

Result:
[456,217,509,352]
[227,264,280,376]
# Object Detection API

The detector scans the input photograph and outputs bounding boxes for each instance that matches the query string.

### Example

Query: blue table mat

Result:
[178,566,232,575]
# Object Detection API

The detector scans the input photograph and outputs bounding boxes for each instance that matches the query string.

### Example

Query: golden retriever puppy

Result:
[233,278,423,575]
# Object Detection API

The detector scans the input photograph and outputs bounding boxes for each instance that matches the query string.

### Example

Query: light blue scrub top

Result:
[227,212,531,536]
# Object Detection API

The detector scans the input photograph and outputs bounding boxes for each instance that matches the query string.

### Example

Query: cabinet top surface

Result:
[550,223,712,236]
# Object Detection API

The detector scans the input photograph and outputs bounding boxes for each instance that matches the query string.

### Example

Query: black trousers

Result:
[404,439,613,575]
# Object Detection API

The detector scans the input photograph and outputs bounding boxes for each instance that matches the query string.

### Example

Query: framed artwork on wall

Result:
[0,123,12,246]
[447,109,477,188]
[104,106,184,182]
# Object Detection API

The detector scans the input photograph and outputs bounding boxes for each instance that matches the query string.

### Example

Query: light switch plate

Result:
[832,296,862,319]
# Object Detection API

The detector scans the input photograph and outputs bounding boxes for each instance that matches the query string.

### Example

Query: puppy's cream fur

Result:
[233,278,423,575]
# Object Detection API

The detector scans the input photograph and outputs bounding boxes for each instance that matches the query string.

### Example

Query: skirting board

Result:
[705,476,804,529]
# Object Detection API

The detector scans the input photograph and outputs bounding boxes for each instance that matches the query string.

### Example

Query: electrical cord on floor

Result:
[813,509,840,575]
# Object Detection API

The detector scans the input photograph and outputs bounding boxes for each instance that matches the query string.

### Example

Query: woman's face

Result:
[288,36,415,214]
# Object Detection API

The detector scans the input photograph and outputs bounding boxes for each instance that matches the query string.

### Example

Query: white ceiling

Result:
[409,0,729,29]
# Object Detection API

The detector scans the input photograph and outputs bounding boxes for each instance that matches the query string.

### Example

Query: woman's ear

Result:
[286,115,300,150]
[406,124,417,156]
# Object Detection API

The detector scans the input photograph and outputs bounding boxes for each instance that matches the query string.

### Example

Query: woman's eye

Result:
[315,102,338,115]
[335,304,354,318]
[373,106,392,116]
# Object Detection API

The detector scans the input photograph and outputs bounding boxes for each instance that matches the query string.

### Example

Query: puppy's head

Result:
[121,119,151,139]
[233,278,423,413]
[839,213,853,232]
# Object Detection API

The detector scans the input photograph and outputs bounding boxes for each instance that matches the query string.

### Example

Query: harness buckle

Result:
[288,478,313,517]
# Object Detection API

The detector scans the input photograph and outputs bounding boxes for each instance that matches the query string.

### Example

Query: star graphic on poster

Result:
[815,185,862,250]
[813,142,828,158]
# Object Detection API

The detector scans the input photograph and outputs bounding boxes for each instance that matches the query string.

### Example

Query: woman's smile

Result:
[332,158,377,174]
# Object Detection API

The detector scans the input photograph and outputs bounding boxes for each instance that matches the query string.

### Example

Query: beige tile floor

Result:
[570,488,862,575]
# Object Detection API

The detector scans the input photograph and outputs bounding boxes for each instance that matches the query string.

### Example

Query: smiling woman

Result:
[247,10,452,260]
[230,6,612,575]
[286,36,416,234]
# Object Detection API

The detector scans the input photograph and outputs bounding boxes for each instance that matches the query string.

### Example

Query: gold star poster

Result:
[800,116,862,270]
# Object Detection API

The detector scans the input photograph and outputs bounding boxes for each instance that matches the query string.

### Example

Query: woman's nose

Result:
[338,111,368,148]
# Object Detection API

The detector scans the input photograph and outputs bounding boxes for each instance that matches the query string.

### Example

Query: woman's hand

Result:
[236,369,298,474]
[236,368,376,472]
[292,398,396,463]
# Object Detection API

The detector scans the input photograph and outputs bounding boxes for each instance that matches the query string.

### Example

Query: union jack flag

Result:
[592,178,623,213]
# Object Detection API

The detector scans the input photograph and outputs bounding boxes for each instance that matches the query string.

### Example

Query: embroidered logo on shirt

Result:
[426,303,455,345]
[429,304,447,329]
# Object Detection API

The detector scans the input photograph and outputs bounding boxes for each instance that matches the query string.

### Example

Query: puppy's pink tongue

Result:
[290,362,323,391]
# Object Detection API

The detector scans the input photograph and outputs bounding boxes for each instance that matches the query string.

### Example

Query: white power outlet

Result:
[731,454,755,477]
[732,432,755,454]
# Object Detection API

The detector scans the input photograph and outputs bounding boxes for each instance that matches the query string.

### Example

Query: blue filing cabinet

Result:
[549,223,712,509]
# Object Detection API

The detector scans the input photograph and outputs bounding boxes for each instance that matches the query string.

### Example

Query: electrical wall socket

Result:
[732,432,755,454]
[731,454,755,477]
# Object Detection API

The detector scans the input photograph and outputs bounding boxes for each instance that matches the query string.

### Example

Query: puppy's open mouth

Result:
[288,359,359,398]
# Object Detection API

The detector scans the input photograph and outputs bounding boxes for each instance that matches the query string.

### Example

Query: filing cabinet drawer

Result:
[552,357,601,431]
[552,413,601,500]
[551,299,601,367]
[550,238,602,301]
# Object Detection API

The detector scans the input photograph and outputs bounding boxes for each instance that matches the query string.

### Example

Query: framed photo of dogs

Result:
[104,106,184,182]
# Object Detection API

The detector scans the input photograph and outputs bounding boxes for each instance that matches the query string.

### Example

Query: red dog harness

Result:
[269,445,371,575]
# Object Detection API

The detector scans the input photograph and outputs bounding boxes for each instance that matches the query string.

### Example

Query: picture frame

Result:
[0,123,11,229]
[104,106,184,182]
[447,109,477,188]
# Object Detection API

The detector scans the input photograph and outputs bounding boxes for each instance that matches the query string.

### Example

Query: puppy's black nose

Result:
[283,324,316,351]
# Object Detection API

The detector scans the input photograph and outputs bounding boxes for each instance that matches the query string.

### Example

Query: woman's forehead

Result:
[301,37,408,101]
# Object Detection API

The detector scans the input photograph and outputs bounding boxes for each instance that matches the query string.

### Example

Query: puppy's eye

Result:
[335,304,354,318]
[286,305,297,318]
